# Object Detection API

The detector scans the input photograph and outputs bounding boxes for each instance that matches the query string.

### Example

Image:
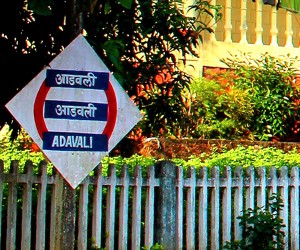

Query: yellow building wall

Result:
[212,0,300,46]
[193,0,300,78]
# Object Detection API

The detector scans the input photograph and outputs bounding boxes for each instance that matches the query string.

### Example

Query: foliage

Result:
[0,124,50,172]
[200,145,300,169]
[139,77,191,137]
[167,145,300,178]
[133,52,300,141]
[180,77,253,139]
[3,126,300,176]
[101,144,300,176]
[100,154,156,176]
[105,0,222,137]
[172,52,300,141]
[224,193,286,250]
[142,243,165,250]
[0,0,222,140]
[0,0,66,136]
[221,52,300,141]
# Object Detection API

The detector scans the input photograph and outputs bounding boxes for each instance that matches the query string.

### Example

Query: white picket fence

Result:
[0,159,299,249]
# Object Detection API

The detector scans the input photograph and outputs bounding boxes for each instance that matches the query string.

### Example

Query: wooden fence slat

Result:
[49,168,63,250]
[222,166,232,247]
[176,166,184,250]
[21,161,33,250]
[77,177,90,250]
[6,160,19,250]
[269,167,278,195]
[118,165,129,250]
[198,167,208,250]
[257,167,266,208]
[91,164,103,248]
[144,165,156,249]
[279,166,289,250]
[211,166,220,250]
[269,167,280,249]
[246,166,255,210]
[35,161,48,250]
[186,167,196,249]
[233,167,243,241]
[290,167,299,250]
[105,165,117,250]
[131,166,142,250]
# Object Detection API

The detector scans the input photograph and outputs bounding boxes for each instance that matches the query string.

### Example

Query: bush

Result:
[2,125,300,175]
[101,145,300,176]
[224,193,286,250]
[181,77,253,139]
[221,52,300,141]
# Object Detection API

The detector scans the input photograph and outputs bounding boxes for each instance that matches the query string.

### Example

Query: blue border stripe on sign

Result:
[43,132,108,151]
[46,69,109,90]
[44,100,108,121]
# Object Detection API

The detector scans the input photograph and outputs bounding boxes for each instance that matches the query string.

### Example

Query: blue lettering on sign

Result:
[43,132,108,151]
[46,69,109,90]
[44,100,107,121]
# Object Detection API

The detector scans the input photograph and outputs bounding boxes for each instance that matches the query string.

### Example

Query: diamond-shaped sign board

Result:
[6,34,142,188]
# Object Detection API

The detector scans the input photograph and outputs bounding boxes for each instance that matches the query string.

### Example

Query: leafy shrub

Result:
[202,145,300,169]
[181,77,253,139]
[135,52,300,141]
[139,72,191,138]
[224,193,286,250]
[221,52,300,141]
[168,145,300,174]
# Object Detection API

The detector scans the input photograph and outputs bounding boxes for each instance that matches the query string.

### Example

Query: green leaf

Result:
[104,2,111,14]
[119,0,133,9]
[28,0,54,16]
[103,40,125,71]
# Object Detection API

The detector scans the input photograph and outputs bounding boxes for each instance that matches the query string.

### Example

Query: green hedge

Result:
[1,125,300,176]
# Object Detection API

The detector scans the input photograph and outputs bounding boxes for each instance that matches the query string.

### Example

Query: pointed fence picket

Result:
[0,159,300,249]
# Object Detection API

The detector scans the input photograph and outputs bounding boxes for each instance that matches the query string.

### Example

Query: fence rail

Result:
[1,159,300,249]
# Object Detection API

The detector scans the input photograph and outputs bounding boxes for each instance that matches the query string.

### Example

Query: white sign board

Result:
[6,34,142,188]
